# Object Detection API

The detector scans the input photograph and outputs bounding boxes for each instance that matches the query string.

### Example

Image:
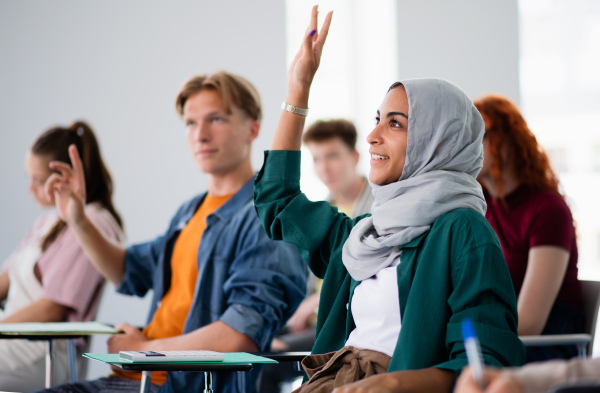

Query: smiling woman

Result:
[367,83,408,185]
[253,5,525,393]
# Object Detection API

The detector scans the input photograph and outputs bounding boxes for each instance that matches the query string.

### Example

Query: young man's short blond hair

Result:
[175,71,262,121]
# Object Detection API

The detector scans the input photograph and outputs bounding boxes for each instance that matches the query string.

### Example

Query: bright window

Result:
[285,0,398,201]
[519,0,600,281]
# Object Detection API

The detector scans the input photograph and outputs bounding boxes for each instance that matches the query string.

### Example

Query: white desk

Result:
[0,322,118,388]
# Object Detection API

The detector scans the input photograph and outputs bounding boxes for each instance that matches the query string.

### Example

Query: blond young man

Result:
[41,72,306,393]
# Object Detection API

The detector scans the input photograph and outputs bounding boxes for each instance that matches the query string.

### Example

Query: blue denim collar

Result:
[176,175,256,228]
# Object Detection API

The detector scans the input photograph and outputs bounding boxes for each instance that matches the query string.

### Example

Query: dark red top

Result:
[484,185,581,306]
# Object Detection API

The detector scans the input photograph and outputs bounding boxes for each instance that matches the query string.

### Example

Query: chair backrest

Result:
[74,281,108,381]
[581,280,600,355]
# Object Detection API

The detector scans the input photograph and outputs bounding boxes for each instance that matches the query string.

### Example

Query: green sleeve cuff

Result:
[257,150,301,183]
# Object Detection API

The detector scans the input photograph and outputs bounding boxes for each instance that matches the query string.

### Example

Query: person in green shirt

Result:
[254,6,524,393]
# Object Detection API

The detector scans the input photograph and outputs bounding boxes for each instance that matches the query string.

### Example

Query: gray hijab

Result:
[342,78,486,281]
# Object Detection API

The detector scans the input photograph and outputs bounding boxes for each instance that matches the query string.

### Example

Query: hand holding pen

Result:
[455,367,523,393]
[462,319,486,389]
[457,319,523,393]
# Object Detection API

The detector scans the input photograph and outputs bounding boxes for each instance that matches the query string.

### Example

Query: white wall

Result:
[0,0,286,379]
[395,0,520,103]
[0,0,521,381]
[289,0,520,200]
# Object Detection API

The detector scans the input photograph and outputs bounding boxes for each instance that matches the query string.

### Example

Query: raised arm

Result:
[271,5,332,151]
[45,145,126,285]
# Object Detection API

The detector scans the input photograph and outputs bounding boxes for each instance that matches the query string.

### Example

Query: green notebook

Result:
[84,352,277,365]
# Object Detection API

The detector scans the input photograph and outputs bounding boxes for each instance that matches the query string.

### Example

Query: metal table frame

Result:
[111,362,253,393]
[0,333,83,388]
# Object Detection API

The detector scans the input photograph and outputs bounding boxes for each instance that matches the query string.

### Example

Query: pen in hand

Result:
[462,318,486,390]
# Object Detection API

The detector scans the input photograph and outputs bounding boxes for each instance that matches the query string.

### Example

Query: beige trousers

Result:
[293,346,391,393]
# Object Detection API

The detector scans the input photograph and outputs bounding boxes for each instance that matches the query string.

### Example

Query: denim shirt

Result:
[117,176,307,393]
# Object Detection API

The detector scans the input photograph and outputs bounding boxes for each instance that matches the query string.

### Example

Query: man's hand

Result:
[108,323,150,353]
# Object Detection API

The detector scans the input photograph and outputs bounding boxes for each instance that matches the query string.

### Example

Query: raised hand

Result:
[286,5,333,106]
[271,5,333,151]
[44,144,87,225]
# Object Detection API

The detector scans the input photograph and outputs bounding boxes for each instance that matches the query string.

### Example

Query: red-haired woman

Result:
[474,94,583,362]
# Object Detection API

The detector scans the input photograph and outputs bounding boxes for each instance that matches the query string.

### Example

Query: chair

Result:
[258,351,310,370]
[256,351,310,393]
[66,337,88,382]
[520,280,600,357]
[66,281,108,382]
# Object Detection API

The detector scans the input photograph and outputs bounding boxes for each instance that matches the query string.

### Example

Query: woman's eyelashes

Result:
[373,116,405,129]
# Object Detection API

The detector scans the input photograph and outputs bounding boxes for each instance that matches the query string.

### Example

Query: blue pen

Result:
[462,318,486,390]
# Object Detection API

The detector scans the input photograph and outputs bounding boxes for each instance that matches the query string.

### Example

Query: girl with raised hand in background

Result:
[0,121,123,392]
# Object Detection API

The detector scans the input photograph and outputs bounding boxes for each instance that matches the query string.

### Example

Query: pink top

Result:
[2,203,123,322]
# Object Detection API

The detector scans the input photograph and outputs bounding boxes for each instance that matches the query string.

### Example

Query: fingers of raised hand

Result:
[309,5,319,33]
[44,172,65,203]
[48,160,73,178]
[68,144,85,181]
[314,10,333,50]
[303,6,333,64]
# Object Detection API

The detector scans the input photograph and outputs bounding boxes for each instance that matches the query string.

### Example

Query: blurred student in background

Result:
[304,119,373,218]
[0,122,123,392]
[276,118,373,351]
[260,119,373,392]
[475,94,583,362]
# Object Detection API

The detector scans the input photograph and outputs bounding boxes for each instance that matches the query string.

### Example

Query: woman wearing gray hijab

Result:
[254,7,524,393]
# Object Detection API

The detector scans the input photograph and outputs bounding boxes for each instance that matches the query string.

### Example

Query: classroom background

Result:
[1,0,599,380]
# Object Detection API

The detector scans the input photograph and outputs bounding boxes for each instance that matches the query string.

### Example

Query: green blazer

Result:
[254,150,525,376]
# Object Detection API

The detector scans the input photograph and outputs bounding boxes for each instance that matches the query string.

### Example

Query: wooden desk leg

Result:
[45,340,54,388]
[203,371,213,393]
[140,370,152,393]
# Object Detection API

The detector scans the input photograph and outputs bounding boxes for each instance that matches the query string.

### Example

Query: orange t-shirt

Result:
[114,193,232,385]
